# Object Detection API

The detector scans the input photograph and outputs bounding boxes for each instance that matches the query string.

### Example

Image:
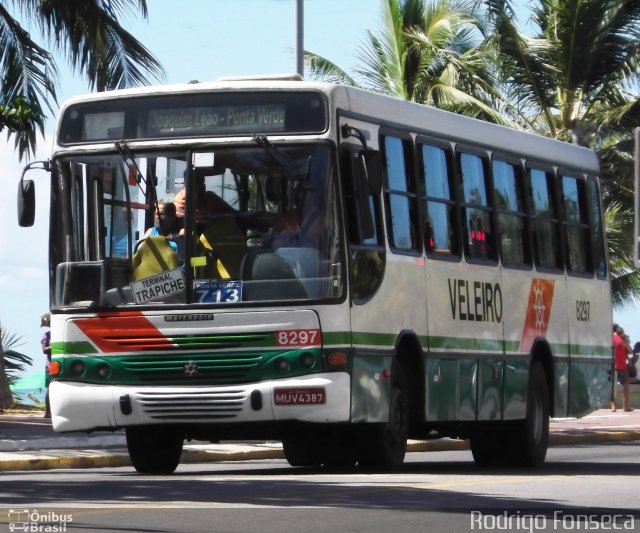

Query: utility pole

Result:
[294,0,304,77]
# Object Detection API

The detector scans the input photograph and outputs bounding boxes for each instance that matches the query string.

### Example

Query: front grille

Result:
[120,353,263,384]
[137,389,245,420]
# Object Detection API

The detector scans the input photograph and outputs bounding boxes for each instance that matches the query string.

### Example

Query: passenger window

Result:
[383,135,419,252]
[420,143,458,257]
[493,160,529,267]
[529,168,562,270]
[588,179,607,279]
[459,152,496,261]
[562,175,591,274]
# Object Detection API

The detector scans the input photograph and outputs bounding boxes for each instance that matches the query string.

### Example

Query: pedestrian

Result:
[40,312,51,418]
[612,324,633,412]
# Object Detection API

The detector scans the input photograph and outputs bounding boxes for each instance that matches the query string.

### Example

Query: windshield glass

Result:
[51,143,343,307]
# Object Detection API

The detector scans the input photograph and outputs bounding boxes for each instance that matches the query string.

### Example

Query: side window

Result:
[459,151,496,261]
[562,175,591,274]
[383,135,419,253]
[528,167,562,270]
[493,159,530,267]
[588,178,607,279]
[420,143,459,257]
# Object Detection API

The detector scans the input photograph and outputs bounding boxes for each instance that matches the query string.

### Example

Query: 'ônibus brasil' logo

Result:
[519,278,555,353]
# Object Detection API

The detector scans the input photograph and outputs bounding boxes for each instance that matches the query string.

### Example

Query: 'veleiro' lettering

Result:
[448,278,503,323]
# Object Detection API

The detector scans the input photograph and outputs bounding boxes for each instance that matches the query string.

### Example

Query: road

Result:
[1,443,639,533]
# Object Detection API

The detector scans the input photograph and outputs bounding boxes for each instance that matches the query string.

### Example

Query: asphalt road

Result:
[0,444,638,533]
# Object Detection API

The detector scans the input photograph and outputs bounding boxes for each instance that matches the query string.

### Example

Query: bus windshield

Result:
[51,142,343,308]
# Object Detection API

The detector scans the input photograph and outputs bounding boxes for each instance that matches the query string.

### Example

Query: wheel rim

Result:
[388,388,408,445]
[531,391,543,443]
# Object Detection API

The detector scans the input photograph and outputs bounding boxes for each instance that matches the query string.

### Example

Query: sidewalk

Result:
[1,409,639,472]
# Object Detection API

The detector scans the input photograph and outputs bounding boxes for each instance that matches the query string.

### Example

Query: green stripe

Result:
[428,335,503,353]
[171,333,275,349]
[569,344,611,357]
[322,331,351,345]
[52,341,95,355]
[352,331,397,346]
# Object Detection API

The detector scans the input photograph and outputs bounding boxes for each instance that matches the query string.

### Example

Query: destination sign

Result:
[146,104,286,136]
[58,91,327,144]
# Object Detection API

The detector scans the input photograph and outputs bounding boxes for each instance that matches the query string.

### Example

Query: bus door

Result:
[340,119,399,424]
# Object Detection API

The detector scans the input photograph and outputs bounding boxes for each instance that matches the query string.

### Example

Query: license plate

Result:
[274,387,326,405]
[194,280,242,303]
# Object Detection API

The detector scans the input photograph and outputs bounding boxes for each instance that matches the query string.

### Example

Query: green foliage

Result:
[306,0,515,125]
[0,323,32,382]
[0,0,165,159]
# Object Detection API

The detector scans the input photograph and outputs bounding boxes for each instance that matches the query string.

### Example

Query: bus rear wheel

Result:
[511,360,549,467]
[470,360,549,468]
[126,427,184,474]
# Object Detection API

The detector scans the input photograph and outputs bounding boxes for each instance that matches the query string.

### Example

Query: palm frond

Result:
[604,202,640,308]
[0,324,31,382]
[32,0,164,91]
[304,52,359,86]
[0,2,56,156]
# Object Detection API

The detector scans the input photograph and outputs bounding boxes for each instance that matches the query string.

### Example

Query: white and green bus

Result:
[18,76,612,473]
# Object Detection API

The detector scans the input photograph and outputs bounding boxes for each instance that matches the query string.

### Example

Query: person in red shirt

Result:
[612,324,633,412]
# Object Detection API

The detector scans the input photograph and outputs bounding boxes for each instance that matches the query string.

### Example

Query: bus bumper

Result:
[49,372,351,432]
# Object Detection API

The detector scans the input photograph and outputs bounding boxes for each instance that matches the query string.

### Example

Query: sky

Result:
[0,0,637,377]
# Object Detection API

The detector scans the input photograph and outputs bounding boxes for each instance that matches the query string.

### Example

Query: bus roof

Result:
[57,77,599,174]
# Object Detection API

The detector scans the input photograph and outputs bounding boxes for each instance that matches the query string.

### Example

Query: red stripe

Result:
[75,311,173,353]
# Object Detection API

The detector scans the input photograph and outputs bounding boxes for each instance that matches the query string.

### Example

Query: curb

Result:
[2,429,639,472]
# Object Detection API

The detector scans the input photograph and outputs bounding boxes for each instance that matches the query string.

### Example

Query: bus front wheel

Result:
[357,367,409,470]
[126,427,184,474]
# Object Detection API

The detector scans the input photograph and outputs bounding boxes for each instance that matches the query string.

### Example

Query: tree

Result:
[0,323,31,410]
[485,0,640,306]
[0,0,165,159]
[306,0,513,125]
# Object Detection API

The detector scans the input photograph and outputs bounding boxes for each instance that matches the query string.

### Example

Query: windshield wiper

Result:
[115,140,155,201]
[252,134,308,182]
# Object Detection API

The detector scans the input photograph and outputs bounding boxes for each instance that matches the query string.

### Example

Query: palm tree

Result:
[484,0,640,306]
[0,323,31,410]
[0,0,165,159]
[306,0,513,125]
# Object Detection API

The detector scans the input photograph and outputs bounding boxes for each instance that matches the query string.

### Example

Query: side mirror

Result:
[18,179,36,227]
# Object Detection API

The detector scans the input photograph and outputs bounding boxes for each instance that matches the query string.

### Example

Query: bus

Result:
[18,76,613,473]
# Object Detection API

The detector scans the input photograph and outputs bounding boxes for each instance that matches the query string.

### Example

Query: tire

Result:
[512,360,549,467]
[282,432,323,467]
[357,366,409,470]
[126,427,184,474]
[283,429,357,468]
[321,428,358,468]
[470,427,506,467]
[471,360,549,468]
